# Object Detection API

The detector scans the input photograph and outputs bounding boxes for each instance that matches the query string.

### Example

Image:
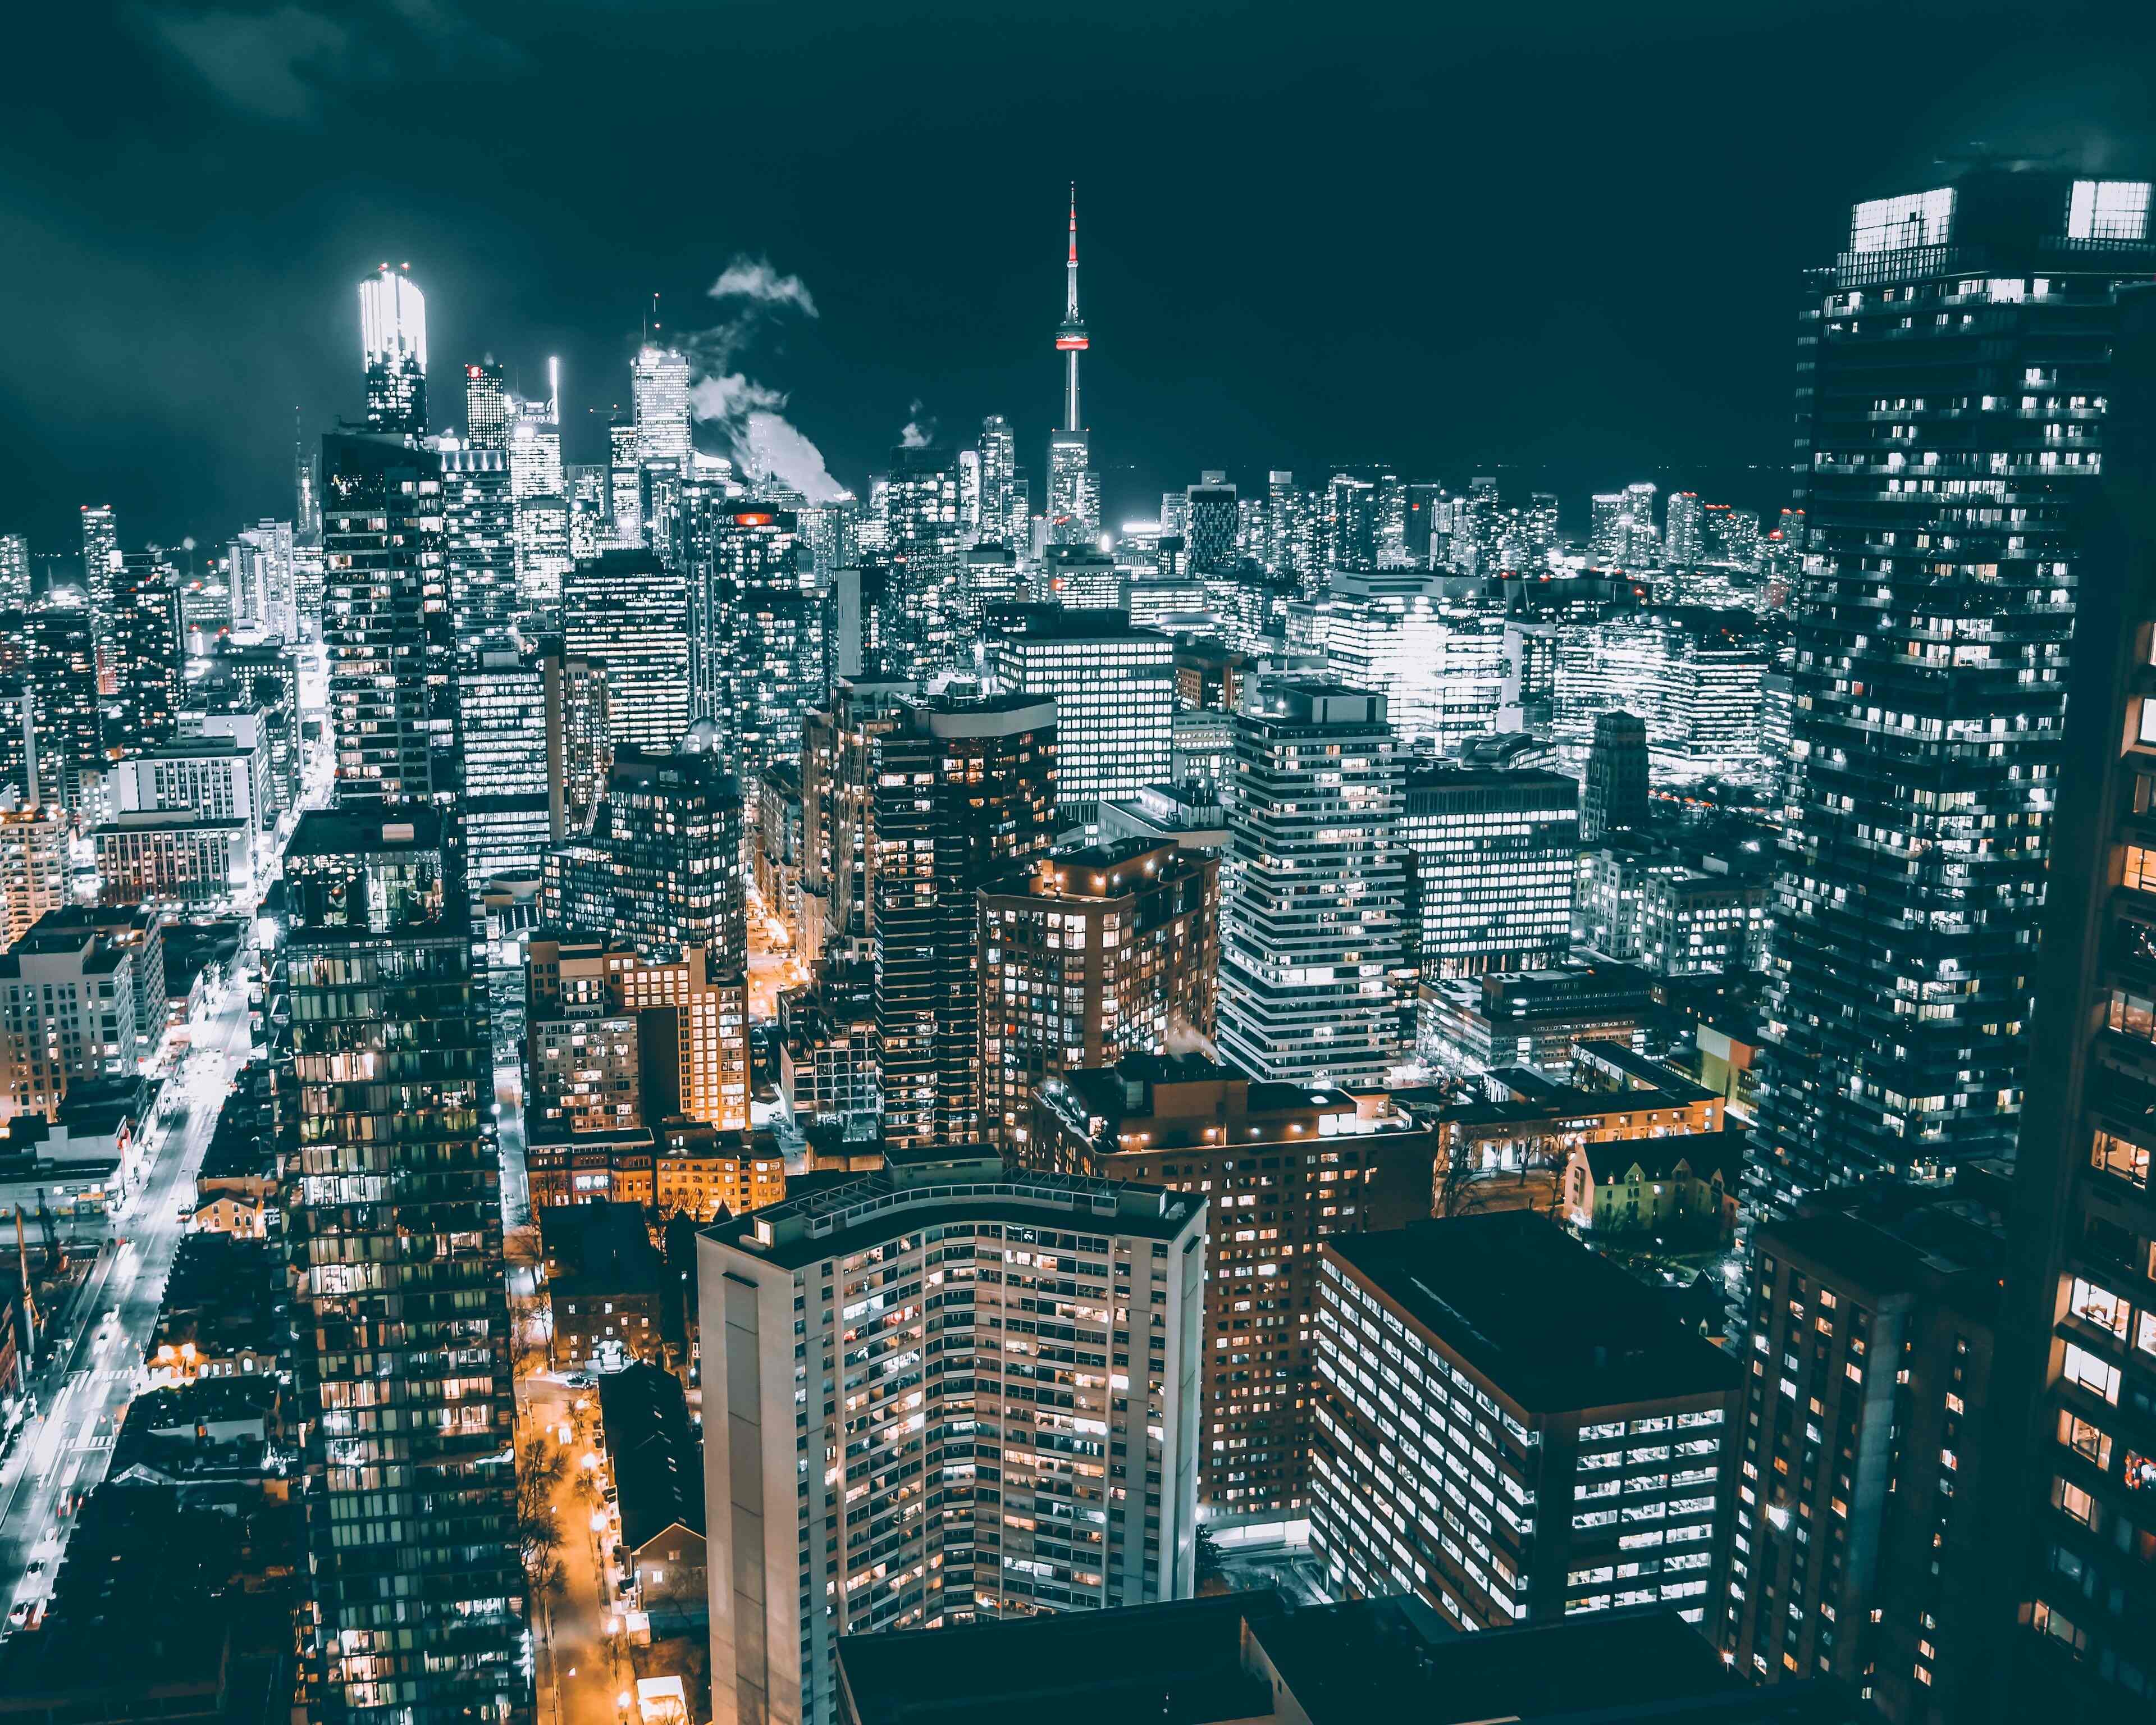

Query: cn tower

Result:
[1047,185,1098,543]
[1055,184,1088,432]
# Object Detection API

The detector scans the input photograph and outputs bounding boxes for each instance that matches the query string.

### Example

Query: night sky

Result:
[3,0,2150,553]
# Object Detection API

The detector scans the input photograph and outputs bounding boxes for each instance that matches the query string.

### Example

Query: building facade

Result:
[1988,282,2156,1724]
[1216,681,1405,1088]
[1761,170,2156,1206]
[873,694,1058,1148]
[985,606,1173,824]
[563,550,691,752]
[1030,1055,1440,1531]
[1312,1214,1739,1635]
[697,1152,1205,1725]
[978,838,1218,1151]
[278,807,525,1725]
[1403,766,1578,980]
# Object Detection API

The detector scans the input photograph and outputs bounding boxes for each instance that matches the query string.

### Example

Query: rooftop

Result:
[1581,1128,1746,1188]
[596,1361,704,1551]
[1404,763,1580,799]
[287,802,445,858]
[1328,1212,1742,1415]
[1758,1178,2007,1312]
[704,1152,1198,1271]
[0,1483,241,1709]
[834,1590,1852,1725]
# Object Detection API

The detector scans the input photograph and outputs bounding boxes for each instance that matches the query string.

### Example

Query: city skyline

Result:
[3,9,2156,1724]
[4,2,2151,549]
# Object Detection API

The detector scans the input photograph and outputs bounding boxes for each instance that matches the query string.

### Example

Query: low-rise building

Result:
[1096,779,1230,852]
[149,1231,284,1385]
[1313,1212,1741,1635]
[526,1124,655,1211]
[0,1480,294,1724]
[1400,1057,1726,1221]
[1563,1131,1744,1242]
[597,1361,706,1612]
[652,1117,784,1221]
[543,1199,664,1370]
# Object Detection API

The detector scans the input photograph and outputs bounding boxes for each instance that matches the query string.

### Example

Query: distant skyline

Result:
[3,0,2152,550]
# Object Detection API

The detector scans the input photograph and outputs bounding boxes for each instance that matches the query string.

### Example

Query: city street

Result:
[0,974,258,1626]
[527,1374,633,1725]
[744,886,805,1020]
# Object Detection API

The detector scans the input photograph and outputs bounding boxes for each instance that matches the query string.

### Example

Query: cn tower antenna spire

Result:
[1055,183,1089,433]
[1067,184,1080,317]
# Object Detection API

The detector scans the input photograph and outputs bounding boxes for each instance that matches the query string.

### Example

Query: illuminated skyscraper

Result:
[609,418,643,545]
[1185,473,1238,573]
[977,414,1017,545]
[1665,490,1703,567]
[79,504,118,694]
[322,432,451,806]
[880,446,965,676]
[106,551,182,755]
[1326,473,1378,571]
[0,534,26,611]
[692,509,824,780]
[875,692,1058,1148]
[358,262,427,435]
[1622,480,1659,563]
[1990,281,2156,1723]
[24,603,101,812]
[227,519,296,640]
[632,344,692,467]
[463,359,509,449]
[562,549,689,751]
[1588,492,1627,564]
[1217,679,1405,1088]
[438,443,515,635]
[984,605,1173,824]
[1758,168,2156,1207]
[1047,189,1099,544]
[458,640,562,892]
[280,807,525,1725]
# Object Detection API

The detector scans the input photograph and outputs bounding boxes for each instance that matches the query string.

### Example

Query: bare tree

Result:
[1433,1145,1482,1219]
[516,1435,569,1601]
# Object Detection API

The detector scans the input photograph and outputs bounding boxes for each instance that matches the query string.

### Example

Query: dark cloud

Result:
[130,0,522,122]
[140,6,350,119]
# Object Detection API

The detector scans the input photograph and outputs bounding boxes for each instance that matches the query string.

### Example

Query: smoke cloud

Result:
[687,372,785,422]
[745,411,845,503]
[680,253,844,502]
[707,255,820,319]
[898,399,936,449]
